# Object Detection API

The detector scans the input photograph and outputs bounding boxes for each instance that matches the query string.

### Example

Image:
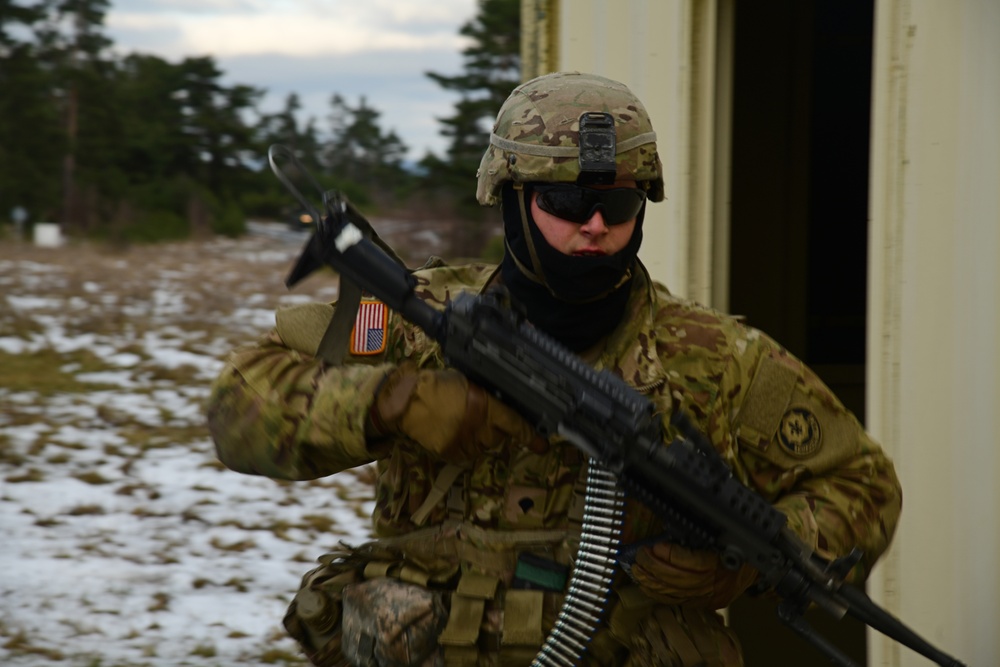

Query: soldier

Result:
[207,71,901,666]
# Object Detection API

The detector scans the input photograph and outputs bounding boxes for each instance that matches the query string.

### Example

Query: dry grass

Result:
[0,230,388,666]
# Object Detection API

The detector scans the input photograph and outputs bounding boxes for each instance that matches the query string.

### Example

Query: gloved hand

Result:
[630,542,758,609]
[368,362,542,464]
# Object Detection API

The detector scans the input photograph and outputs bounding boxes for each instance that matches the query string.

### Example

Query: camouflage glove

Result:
[368,362,541,465]
[630,542,758,610]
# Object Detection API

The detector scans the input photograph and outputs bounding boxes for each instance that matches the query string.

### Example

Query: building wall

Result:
[523,0,725,303]
[866,1,1000,664]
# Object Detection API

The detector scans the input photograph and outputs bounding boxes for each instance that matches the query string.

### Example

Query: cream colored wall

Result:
[552,0,999,665]
[557,0,725,303]
[866,1,1000,665]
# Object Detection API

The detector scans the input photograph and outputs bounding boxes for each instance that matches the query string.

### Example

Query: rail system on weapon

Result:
[268,146,965,667]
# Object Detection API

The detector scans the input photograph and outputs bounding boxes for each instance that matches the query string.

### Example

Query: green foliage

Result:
[240,187,288,221]
[422,0,521,255]
[0,4,64,221]
[480,233,506,264]
[0,2,264,240]
[213,200,247,238]
[321,93,416,210]
[0,0,523,247]
[126,209,189,243]
[426,0,521,160]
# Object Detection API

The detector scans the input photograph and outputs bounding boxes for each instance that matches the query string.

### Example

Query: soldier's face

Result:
[530,180,640,257]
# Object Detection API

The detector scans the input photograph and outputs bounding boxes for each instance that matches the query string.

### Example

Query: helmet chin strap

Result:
[508,183,633,305]
[506,183,547,287]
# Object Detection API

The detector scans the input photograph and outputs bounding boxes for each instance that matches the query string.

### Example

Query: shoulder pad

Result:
[275,302,334,357]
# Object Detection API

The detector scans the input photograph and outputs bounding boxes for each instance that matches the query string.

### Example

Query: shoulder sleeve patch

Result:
[350,300,387,356]
[777,407,823,458]
[752,396,862,472]
[734,355,798,448]
[738,357,865,472]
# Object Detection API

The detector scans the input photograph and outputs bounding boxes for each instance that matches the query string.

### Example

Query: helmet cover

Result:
[476,71,664,206]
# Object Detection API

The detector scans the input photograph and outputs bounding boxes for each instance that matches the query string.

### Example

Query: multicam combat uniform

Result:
[207,258,902,667]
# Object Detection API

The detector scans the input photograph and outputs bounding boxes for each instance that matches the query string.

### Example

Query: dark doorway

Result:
[725,1,874,665]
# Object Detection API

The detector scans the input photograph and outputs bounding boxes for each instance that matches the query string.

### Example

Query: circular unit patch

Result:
[778,407,823,458]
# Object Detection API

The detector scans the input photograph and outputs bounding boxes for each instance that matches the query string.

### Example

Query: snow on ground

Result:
[0,230,376,666]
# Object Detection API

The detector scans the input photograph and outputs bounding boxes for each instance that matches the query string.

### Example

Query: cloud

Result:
[106,0,474,59]
[220,50,464,157]
[103,1,479,157]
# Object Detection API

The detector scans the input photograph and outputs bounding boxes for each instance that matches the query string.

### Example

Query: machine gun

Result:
[270,146,964,667]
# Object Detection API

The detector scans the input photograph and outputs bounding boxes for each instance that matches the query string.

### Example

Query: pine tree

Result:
[42,0,114,231]
[0,0,61,224]
[255,93,325,224]
[422,0,521,213]
[324,94,409,206]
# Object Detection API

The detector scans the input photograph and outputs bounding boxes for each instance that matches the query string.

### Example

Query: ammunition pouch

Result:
[342,578,447,667]
[283,544,365,667]
[284,523,575,667]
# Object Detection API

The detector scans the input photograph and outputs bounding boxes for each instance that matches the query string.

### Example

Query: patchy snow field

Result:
[1,230,379,666]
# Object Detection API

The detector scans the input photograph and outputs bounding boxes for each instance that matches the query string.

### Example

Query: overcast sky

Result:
[103,0,479,159]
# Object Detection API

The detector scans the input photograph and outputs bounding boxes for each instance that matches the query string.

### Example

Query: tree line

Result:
[0,0,520,250]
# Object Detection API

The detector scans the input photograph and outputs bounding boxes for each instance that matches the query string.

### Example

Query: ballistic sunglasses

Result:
[532,183,647,226]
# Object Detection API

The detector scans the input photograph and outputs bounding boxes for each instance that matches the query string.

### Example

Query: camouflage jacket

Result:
[207,259,901,664]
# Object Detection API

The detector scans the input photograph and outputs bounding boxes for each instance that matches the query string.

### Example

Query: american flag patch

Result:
[350,300,387,355]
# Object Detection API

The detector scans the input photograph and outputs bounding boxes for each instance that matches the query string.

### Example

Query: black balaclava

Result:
[499,182,644,352]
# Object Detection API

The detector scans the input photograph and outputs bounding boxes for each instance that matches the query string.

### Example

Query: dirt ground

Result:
[0,228,381,666]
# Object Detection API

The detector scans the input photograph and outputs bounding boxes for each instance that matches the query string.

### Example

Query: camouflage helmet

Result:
[476,71,665,206]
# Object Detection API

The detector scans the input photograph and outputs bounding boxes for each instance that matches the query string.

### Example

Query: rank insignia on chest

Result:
[350,300,387,355]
